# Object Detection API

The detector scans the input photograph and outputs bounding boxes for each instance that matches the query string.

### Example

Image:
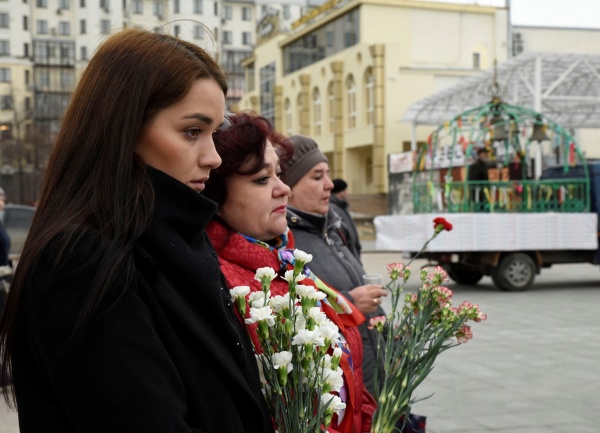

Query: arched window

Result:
[296,93,303,133]
[347,75,356,129]
[313,87,322,136]
[327,81,335,134]
[284,98,292,136]
[365,69,374,125]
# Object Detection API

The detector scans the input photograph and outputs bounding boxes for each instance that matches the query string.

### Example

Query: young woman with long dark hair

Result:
[0,29,273,433]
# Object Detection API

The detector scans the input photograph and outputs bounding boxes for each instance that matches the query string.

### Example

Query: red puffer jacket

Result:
[208,220,376,433]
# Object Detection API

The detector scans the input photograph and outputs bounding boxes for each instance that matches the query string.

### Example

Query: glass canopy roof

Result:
[402,52,600,129]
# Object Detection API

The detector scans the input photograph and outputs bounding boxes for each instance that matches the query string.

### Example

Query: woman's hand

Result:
[348,284,388,314]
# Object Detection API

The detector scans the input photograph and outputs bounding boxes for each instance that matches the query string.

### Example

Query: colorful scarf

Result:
[241,229,356,316]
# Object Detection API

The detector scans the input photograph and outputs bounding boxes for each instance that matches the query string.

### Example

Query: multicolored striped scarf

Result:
[241,229,356,316]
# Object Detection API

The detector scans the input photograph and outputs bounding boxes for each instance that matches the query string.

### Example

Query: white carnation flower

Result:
[320,354,333,369]
[294,312,307,331]
[296,285,326,301]
[323,367,344,393]
[249,291,270,308]
[317,323,340,344]
[245,306,276,326]
[307,307,327,325]
[272,351,293,372]
[332,346,343,359]
[282,270,306,283]
[254,267,277,282]
[269,293,290,313]
[293,249,313,264]
[321,394,346,415]
[291,329,325,347]
[230,285,250,299]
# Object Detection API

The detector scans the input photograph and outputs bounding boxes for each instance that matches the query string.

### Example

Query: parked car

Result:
[2,204,35,257]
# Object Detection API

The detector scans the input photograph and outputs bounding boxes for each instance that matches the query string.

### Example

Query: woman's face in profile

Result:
[289,162,334,215]
[135,78,224,193]
[219,142,291,241]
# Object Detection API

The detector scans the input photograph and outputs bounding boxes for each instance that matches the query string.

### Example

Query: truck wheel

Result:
[491,253,536,291]
[447,264,484,285]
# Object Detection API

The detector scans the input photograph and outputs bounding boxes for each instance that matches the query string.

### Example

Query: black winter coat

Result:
[287,207,384,395]
[12,167,274,433]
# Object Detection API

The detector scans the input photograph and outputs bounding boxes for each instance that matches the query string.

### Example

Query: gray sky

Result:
[421,0,600,29]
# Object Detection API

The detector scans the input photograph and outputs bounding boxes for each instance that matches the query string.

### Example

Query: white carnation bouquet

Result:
[230,250,346,433]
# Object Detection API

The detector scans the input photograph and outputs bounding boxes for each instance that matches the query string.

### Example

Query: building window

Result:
[284,9,359,74]
[365,69,374,125]
[328,81,334,133]
[347,75,356,129]
[173,0,179,14]
[473,52,480,69]
[23,15,28,30]
[242,32,252,45]
[100,19,110,34]
[259,62,276,126]
[0,40,10,56]
[154,1,164,18]
[36,0,47,7]
[132,0,142,13]
[174,25,180,38]
[0,13,8,29]
[61,69,74,89]
[194,25,203,39]
[223,31,231,45]
[296,93,303,132]
[193,0,203,14]
[80,0,85,6]
[36,69,49,87]
[285,98,292,136]
[283,5,290,19]
[25,69,30,84]
[36,20,48,34]
[223,5,232,20]
[60,43,74,62]
[24,42,29,57]
[0,96,12,111]
[80,19,86,34]
[313,88,321,136]
[242,7,251,21]
[80,45,87,60]
[100,0,109,11]
[59,0,70,9]
[58,21,70,36]
[0,68,12,83]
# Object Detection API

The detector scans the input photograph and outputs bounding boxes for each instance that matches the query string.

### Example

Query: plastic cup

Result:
[363,273,382,285]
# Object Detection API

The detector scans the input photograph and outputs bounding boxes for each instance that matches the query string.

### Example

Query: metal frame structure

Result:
[403,52,600,149]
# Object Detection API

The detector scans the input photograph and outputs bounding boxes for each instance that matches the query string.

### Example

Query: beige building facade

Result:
[239,0,509,197]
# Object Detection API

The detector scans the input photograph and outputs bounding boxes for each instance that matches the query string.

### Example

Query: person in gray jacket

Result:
[330,178,362,260]
[283,134,387,395]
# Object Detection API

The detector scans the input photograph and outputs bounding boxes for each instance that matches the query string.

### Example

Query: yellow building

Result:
[239,0,508,208]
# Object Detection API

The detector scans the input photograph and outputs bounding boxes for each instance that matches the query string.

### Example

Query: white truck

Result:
[376,100,600,291]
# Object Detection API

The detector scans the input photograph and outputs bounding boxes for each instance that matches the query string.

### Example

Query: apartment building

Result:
[0,0,322,203]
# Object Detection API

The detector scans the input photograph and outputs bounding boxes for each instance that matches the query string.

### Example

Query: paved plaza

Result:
[362,252,600,433]
[1,252,599,432]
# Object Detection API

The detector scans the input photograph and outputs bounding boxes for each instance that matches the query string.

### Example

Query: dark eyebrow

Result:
[182,113,215,125]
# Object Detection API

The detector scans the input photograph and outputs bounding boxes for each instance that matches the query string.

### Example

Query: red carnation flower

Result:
[433,217,453,233]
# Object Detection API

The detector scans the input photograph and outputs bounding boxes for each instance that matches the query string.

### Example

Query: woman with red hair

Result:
[205,112,376,433]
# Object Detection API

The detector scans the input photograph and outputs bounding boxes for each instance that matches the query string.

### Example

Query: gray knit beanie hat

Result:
[284,135,328,188]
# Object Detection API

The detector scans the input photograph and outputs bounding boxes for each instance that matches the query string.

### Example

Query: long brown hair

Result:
[0,28,227,406]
